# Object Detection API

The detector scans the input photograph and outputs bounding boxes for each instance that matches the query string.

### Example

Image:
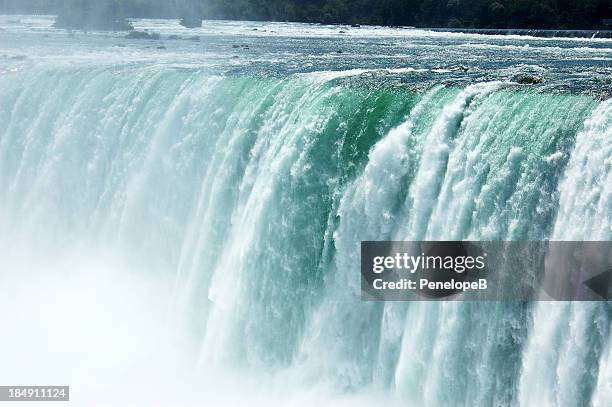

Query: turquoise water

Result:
[0,15,611,407]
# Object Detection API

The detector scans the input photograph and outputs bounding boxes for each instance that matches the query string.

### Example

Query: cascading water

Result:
[1,16,611,407]
[518,100,612,407]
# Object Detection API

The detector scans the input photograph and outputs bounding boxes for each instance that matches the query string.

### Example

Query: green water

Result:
[1,15,611,407]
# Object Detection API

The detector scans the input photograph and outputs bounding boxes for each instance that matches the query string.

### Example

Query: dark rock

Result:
[450,64,469,72]
[351,24,361,28]
[54,1,132,31]
[125,31,160,40]
[156,45,166,49]
[514,74,544,84]
[168,35,181,40]
[180,16,202,28]
[336,50,343,53]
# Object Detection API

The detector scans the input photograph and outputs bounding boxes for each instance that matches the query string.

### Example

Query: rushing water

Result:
[0,15,611,407]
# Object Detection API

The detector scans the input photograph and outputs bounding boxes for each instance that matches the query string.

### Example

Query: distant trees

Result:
[201,0,612,29]
[4,0,610,30]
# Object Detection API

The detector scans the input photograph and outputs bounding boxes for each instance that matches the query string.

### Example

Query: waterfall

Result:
[0,64,610,406]
[518,100,612,407]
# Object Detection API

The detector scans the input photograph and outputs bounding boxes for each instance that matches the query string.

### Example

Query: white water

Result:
[518,100,612,407]
[1,19,611,406]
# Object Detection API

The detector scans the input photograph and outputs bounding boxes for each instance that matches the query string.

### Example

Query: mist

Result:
[0,244,397,406]
[0,0,206,17]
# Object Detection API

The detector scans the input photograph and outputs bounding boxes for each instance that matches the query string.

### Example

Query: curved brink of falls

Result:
[0,66,610,406]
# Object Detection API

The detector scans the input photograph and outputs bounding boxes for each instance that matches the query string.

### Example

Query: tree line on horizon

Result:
[2,0,611,30]
[206,0,612,29]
